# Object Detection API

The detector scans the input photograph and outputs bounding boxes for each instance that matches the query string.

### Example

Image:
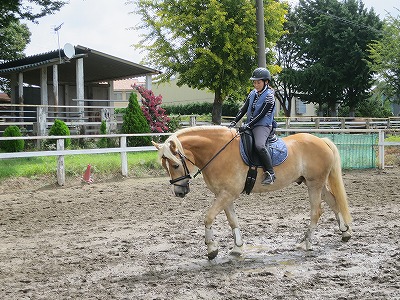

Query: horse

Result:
[152,125,352,260]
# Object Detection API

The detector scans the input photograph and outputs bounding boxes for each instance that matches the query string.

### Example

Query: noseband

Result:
[167,150,193,187]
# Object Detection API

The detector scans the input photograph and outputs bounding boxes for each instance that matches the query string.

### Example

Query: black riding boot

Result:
[258,147,276,185]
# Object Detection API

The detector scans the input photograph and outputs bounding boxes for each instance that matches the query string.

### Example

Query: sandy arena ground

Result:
[0,167,399,299]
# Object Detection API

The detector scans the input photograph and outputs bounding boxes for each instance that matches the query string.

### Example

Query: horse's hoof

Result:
[207,249,218,260]
[230,245,243,257]
[342,232,352,242]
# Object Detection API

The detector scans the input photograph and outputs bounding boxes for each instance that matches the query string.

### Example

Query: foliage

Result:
[121,92,151,147]
[48,119,71,148]
[338,97,393,118]
[0,125,24,152]
[162,101,240,117]
[0,0,66,27]
[134,85,170,133]
[132,0,287,124]
[0,0,66,92]
[277,0,382,117]
[97,120,108,148]
[368,14,400,103]
[0,20,30,92]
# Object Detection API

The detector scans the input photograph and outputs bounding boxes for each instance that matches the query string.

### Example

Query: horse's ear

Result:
[152,141,161,150]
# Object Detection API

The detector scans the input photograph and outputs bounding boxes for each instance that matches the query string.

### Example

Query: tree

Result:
[133,0,287,124]
[278,0,382,116]
[0,0,66,28]
[368,14,400,103]
[0,0,66,91]
[134,85,170,133]
[122,92,151,147]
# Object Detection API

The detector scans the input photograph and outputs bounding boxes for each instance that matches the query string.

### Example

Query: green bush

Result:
[1,125,25,152]
[97,120,108,148]
[122,92,151,147]
[48,119,71,148]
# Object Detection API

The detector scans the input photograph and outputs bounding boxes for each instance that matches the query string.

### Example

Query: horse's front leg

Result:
[204,194,232,260]
[224,202,244,257]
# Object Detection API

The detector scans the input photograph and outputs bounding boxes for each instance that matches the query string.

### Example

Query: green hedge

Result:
[162,101,241,117]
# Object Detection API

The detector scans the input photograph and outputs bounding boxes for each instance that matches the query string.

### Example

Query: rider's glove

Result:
[238,125,249,133]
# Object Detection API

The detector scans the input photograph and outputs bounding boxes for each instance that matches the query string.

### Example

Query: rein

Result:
[192,131,240,178]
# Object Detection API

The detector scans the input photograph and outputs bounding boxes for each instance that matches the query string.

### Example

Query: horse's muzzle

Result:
[174,182,190,198]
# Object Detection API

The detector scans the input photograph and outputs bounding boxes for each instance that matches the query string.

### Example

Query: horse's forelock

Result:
[161,135,183,165]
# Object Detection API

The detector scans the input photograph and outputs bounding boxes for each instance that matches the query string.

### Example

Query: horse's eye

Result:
[173,164,179,169]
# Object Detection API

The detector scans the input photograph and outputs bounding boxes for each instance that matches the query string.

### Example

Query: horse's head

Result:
[152,138,194,198]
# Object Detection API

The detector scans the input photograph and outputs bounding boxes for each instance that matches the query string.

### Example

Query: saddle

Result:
[239,129,288,194]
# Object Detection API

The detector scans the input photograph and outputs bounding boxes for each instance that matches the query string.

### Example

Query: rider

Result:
[229,67,276,185]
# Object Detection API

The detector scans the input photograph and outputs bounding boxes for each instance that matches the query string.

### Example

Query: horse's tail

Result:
[322,138,352,224]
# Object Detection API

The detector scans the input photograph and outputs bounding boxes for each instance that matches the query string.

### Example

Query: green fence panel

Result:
[278,132,378,169]
[315,133,377,169]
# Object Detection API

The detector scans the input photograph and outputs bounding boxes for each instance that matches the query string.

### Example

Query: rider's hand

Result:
[238,125,249,133]
[228,121,236,128]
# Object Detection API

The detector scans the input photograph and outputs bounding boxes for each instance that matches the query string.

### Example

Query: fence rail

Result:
[1,103,400,136]
[0,129,398,186]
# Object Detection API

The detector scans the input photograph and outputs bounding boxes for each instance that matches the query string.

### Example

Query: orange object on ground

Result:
[82,164,94,183]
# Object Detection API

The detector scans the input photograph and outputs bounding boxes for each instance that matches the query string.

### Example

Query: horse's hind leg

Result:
[322,185,352,242]
[224,202,243,257]
[298,186,323,250]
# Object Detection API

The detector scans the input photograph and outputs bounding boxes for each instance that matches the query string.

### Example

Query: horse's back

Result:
[280,133,335,175]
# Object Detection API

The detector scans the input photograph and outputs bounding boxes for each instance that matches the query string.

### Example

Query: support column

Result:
[76,58,84,117]
[10,73,17,105]
[40,67,48,106]
[145,74,152,90]
[53,64,59,113]
[18,72,24,118]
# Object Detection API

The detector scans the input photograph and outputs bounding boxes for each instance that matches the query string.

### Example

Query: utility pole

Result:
[256,0,266,67]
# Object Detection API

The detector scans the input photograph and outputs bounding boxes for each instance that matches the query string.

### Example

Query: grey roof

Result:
[0,45,160,85]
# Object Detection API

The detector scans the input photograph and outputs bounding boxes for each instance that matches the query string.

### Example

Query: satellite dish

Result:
[63,43,75,59]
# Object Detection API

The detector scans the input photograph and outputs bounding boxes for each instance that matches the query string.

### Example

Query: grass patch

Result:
[0,151,163,180]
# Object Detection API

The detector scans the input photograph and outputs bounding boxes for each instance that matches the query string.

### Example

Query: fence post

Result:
[57,138,65,185]
[378,130,385,169]
[189,115,197,127]
[36,106,47,148]
[315,118,320,129]
[120,136,128,176]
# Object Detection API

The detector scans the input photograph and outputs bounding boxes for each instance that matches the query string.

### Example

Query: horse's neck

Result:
[180,129,232,166]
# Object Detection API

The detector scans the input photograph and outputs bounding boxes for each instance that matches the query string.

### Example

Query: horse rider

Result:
[229,67,276,185]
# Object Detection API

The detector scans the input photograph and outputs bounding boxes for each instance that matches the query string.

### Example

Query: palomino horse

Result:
[153,125,352,260]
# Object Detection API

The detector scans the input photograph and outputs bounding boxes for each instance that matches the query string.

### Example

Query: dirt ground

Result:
[0,167,399,300]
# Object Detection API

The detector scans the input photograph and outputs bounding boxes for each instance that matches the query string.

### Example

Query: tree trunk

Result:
[212,89,223,125]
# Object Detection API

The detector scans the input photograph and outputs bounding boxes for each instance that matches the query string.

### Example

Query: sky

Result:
[24,0,400,65]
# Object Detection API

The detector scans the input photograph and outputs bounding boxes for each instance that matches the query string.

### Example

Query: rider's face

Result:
[253,79,265,92]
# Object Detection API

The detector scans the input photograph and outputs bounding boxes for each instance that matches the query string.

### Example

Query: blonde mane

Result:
[159,125,228,165]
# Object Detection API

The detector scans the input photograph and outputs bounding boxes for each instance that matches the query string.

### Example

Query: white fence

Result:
[0,129,399,186]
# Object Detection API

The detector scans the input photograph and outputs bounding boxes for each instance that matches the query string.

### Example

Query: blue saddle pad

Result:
[240,137,288,167]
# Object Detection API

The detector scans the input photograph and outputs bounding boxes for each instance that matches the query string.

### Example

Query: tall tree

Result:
[132,0,287,124]
[368,14,400,103]
[280,0,382,116]
[0,0,66,28]
[0,0,67,91]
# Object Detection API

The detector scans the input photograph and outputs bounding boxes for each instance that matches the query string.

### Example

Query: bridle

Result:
[165,150,194,187]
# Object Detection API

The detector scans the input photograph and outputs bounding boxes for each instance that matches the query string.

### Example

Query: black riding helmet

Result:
[250,67,271,82]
